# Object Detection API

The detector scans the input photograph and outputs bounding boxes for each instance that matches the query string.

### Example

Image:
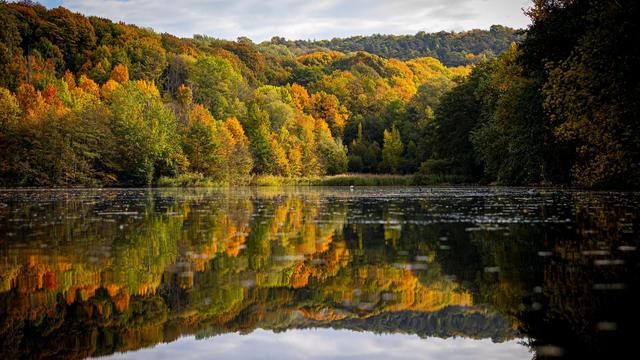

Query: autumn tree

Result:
[110,64,129,83]
[222,117,253,183]
[381,125,404,174]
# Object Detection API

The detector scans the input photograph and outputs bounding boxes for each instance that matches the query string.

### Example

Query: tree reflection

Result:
[0,189,637,359]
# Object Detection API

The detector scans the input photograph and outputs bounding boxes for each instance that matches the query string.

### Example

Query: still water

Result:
[0,187,638,359]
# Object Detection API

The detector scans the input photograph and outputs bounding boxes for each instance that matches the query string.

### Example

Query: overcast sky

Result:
[38,0,532,42]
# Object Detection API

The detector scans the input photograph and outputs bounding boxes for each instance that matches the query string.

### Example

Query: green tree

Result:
[245,104,274,174]
[428,69,485,181]
[381,125,404,173]
[470,46,546,185]
[180,104,220,177]
[317,133,348,175]
[0,87,22,184]
[254,85,295,131]
[188,55,248,121]
[127,37,167,81]
[108,81,182,185]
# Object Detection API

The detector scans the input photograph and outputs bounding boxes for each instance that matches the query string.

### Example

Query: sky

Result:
[102,329,532,360]
[37,0,532,42]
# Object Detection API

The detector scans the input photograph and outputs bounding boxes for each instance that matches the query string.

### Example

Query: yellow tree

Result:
[381,125,404,173]
[182,104,217,175]
[290,83,310,112]
[222,117,253,183]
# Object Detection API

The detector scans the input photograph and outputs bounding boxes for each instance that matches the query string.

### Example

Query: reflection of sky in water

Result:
[101,329,530,360]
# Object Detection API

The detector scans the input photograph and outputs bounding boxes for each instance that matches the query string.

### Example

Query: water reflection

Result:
[107,329,530,360]
[0,188,638,359]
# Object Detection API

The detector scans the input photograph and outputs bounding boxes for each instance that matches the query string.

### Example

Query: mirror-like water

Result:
[0,187,638,359]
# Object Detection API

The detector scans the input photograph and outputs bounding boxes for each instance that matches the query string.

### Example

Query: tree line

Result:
[267,25,524,66]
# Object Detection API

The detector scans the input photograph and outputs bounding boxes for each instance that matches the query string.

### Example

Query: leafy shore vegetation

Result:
[0,1,638,188]
[158,174,414,187]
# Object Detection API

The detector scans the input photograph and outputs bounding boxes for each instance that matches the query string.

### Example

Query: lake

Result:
[0,187,638,359]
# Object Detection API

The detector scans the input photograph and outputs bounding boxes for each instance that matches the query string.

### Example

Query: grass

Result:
[157,172,462,187]
[316,173,412,186]
[252,173,414,186]
[250,175,323,186]
[157,173,228,187]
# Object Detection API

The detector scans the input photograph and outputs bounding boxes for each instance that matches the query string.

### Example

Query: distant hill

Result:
[265,25,524,66]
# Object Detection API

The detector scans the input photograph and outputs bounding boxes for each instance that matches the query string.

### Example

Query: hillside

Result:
[0,2,471,186]
[1,1,638,188]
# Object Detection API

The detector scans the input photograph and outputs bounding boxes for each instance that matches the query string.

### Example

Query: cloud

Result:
[45,0,531,41]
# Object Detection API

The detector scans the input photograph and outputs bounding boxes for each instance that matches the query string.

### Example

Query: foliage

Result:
[264,25,523,66]
[422,0,640,188]
[539,0,640,187]
[469,45,546,185]
[108,81,182,185]
[427,70,485,182]
[188,55,248,120]
[380,125,404,173]
[0,1,637,188]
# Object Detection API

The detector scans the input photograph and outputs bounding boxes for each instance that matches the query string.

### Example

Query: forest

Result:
[0,0,638,188]
[266,25,523,66]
